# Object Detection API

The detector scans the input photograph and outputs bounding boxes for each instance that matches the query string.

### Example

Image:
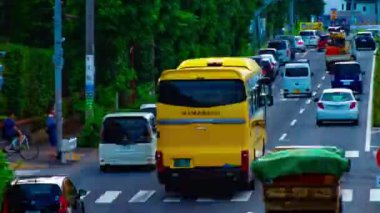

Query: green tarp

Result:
[251,148,350,182]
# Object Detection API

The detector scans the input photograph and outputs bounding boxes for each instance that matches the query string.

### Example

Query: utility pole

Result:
[85,0,95,120]
[54,0,64,163]
[351,0,356,25]
[289,0,294,33]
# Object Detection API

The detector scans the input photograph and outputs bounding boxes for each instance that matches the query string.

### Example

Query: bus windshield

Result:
[158,79,246,107]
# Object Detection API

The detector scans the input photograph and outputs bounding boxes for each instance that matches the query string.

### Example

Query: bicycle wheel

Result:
[19,136,39,160]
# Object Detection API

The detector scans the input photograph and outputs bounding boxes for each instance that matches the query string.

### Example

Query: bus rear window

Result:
[158,80,246,107]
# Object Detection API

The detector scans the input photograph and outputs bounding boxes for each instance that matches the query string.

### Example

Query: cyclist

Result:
[4,126,25,153]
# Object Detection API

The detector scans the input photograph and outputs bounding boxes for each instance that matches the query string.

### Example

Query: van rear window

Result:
[268,42,286,50]
[285,67,309,77]
[158,80,246,107]
[335,64,360,77]
[102,117,151,144]
[300,31,313,36]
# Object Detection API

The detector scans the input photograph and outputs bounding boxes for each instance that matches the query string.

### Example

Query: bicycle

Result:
[3,132,39,160]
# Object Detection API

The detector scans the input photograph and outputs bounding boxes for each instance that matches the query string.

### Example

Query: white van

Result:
[99,112,156,171]
[282,62,313,98]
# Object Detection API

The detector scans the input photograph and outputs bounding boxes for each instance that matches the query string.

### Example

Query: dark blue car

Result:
[331,61,365,94]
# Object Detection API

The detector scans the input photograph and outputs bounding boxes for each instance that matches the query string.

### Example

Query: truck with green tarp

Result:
[252,146,350,213]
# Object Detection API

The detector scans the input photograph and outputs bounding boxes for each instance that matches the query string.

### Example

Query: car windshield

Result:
[6,184,61,211]
[158,79,246,107]
[321,92,353,102]
[335,64,360,77]
[300,31,314,36]
[102,117,151,144]
[285,67,309,77]
[268,42,286,50]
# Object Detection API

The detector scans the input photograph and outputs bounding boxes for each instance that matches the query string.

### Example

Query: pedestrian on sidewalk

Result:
[2,111,16,144]
[46,108,58,160]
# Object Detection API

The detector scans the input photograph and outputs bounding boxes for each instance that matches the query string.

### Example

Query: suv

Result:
[275,35,297,57]
[2,175,87,213]
[355,32,376,50]
[300,30,319,47]
[267,40,291,65]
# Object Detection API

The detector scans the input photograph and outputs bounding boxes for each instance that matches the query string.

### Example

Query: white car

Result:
[260,54,278,74]
[140,103,156,117]
[314,88,359,126]
[294,36,306,52]
[99,112,157,171]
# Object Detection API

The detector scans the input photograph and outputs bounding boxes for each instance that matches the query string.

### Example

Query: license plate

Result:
[342,81,351,85]
[361,39,367,42]
[294,89,301,94]
[174,159,190,168]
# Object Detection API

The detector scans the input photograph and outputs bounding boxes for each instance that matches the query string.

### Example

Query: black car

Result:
[355,33,376,50]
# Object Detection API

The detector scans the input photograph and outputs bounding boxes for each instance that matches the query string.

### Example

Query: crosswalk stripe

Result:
[128,190,155,203]
[345,151,360,158]
[341,189,353,202]
[163,196,181,203]
[95,191,122,204]
[80,191,91,200]
[230,190,253,202]
[196,198,215,202]
[370,189,380,202]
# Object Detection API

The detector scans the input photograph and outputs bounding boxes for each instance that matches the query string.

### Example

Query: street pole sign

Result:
[331,8,337,21]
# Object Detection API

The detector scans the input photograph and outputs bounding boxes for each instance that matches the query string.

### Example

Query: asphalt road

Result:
[17,48,379,213]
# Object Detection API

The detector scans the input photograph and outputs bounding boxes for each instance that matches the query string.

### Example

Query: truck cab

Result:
[331,61,365,94]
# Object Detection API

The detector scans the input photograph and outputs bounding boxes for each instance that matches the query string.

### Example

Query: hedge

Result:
[0,151,14,209]
[0,43,54,118]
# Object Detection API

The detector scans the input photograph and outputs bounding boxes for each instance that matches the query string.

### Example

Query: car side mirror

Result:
[313,97,319,102]
[78,189,87,198]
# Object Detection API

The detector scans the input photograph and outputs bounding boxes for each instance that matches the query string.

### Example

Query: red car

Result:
[318,35,329,51]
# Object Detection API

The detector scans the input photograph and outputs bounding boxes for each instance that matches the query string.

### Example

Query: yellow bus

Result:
[155,57,273,191]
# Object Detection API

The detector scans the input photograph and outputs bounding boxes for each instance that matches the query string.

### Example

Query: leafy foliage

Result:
[0,151,14,209]
[373,55,380,126]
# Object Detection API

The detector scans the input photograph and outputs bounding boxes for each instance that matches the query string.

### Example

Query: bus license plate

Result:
[174,159,190,168]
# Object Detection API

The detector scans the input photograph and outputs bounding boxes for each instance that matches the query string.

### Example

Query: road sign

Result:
[331,8,337,21]
[85,55,95,110]
[376,176,380,188]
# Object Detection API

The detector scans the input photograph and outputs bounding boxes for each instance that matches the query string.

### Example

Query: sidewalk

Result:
[7,144,97,170]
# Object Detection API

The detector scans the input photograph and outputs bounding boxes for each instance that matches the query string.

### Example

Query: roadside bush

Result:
[0,151,14,209]
[373,55,380,126]
[0,43,54,118]
[77,104,107,148]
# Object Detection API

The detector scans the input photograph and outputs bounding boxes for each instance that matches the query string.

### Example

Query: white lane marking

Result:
[317,84,321,89]
[196,198,215,202]
[312,91,317,96]
[365,50,377,152]
[163,196,181,203]
[279,133,287,141]
[231,191,253,202]
[299,108,305,114]
[80,191,91,200]
[321,76,326,80]
[290,119,297,126]
[345,151,360,158]
[95,191,122,204]
[306,99,311,104]
[14,170,41,176]
[370,189,380,201]
[342,189,353,202]
[128,190,155,203]
[280,98,299,101]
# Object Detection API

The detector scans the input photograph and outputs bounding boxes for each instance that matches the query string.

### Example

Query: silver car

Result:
[295,36,306,52]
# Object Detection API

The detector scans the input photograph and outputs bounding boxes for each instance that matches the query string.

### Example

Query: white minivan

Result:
[99,112,156,172]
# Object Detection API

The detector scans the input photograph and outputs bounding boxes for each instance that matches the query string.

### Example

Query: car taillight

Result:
[155,151,164,173]
[317,102,324,109]
[59,195,69,213]
[298,41,304,45]
[2,197,8,213]
[241,150,249,173]
[349,102,356,109]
